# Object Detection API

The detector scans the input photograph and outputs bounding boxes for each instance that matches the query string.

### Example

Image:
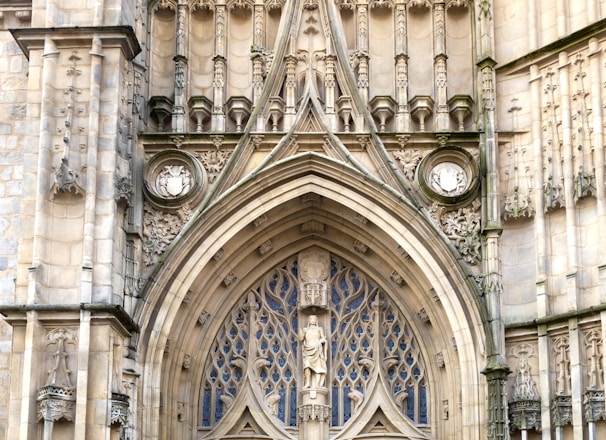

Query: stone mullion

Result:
[324,55,336,130]
[568,319,584,439]
[529,65,548,317]
[356,1,369,103]
[537,326,552,438]
[433,1,448,130]
[172,1,188,132]
[30,38,60,296]
[558,52,580,311]
[394,3,409,131]
[212,4,227,131]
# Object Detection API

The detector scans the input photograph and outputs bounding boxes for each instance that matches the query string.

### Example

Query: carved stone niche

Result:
[418,146,479,206]
[144,150,207,210]
[298,247,330,309]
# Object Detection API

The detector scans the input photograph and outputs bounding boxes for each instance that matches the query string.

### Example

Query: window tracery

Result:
[199,256,428,430]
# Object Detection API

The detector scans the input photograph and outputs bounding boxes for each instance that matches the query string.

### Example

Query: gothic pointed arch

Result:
[135,153,490,439]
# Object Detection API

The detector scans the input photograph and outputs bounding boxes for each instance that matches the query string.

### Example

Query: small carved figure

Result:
[299,315,327,389]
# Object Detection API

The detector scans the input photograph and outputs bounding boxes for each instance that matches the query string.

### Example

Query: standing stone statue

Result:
[299,315,327,389]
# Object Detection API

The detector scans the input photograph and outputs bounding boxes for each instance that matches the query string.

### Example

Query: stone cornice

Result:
[497,17,606,75]
[10,25,141,60]
[505,303,606,331]
[0,303,139,335]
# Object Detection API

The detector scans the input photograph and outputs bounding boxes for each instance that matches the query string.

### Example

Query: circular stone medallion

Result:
[144,150,206,209]
[418,146,478,205]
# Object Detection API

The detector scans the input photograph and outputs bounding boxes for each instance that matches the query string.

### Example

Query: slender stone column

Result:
[172,1,188,132]
[394,3,410,131]
[212,5,227,131]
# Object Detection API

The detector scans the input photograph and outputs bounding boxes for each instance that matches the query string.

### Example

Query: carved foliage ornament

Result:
[143,202,193,265]
[429,200,481,265]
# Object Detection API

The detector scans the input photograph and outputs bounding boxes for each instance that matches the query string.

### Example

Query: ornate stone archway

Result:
[135,156,489,440]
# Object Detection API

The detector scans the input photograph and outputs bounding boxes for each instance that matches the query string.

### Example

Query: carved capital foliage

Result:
[584,390,606,423]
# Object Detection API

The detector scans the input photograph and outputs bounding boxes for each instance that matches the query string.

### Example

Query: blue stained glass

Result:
[261,341,267,350]
[331,316,337,333]
[332,386,339,426]
[345,293,364,311]
[387,311,395,321]
[287,289,297,307]
[362,368,369,379]
[285,369,292,379]
[406,387,414,420]
[223,372,229,382]
[362,339,370,349]
[356,326,363,336]
[281,277,290,292]
[332,340,338,360]
[337,368,345,380]
[343,385,352,422]
[215,391,223,421]
[332,288,341,309]
[386,339,394,349]
[210,369,218,379]
[279,356,286,367]
[394,325,401,336]
[235,341,243,352]
[350,369,358,380]
[260,370,267,381]
[290,386,297,426]
[217,357,224,367]
[202,389,211,426]
[406,353,414,365]
[344,355,351,366]
[400,341,407,350]
[278,387,286,422]
[241,331,248,340]
[265,293,282,312]
[267,326,274,336]
[291,261,299,278]
[235,369,242,380]
[413,367,421,379]
[388,369,395,379]
[400,371,408,380]
[272,369,280,382]
[420,386,427,424]
[273,343,280,353]
[340,278,349,292]
[350,341,357,351]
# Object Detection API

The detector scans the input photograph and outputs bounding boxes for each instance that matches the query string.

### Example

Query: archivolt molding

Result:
[135,155,487,440]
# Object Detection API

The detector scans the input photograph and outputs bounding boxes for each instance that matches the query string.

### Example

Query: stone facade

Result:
[0,0,606,439]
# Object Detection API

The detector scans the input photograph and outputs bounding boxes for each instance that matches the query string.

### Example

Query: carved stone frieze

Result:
[390,270,405,286]
[435,352,445,368]
[508,343,540,432]
[253,214,268,227]
[584,328,604,390]
[353,240,368,254]
[212,248,225,262]
[418,308,429,324]
[301,220,325,233]
[258,240,273,255]
[198,310,210,326]
[222,271,238,287]
[114,174,133,206]
[37,386,76,422]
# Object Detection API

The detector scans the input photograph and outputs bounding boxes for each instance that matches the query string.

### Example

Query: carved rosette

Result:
[418,146,479,206]
[144,150,207,209]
